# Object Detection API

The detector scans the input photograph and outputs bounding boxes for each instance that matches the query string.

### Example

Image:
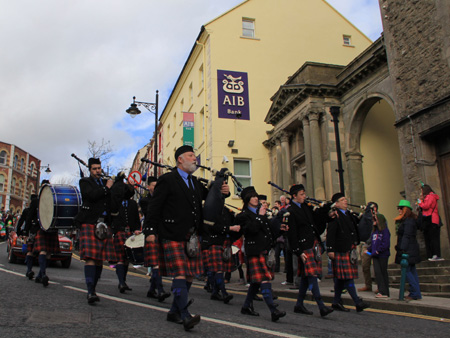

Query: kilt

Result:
[202,249,210,271]
[33,229,60,254]
[247,254,272,283]
[298,242,322,277]
[144,238,164,268]
[208,240,234,273]
[80,223,117,262]
[162,239,203,278]
[332,251,358,280]
[113,231,128,262]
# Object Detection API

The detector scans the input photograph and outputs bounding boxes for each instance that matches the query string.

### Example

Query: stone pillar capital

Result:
[280,131,291,143]
[301,116,310,127]
[308,111,322,122]
[345,151,364,161]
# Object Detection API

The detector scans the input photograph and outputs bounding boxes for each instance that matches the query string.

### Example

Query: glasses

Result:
[397,207,403,210]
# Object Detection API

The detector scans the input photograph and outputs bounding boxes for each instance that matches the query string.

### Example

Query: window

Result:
[18,181,23,196]
[13,155,18,168]
[242,18,255,38]
[234,159,252,195]
[20,158,24,171]
[11,177,16,194]
[189,83,193,106]
[0,151,7,165]
[0,175,5,192]
[30,163,35,176]
[343,35,352,46]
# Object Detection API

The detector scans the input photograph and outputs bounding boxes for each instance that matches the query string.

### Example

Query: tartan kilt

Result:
[202,249,210,271]
[113,231,128,262]
[247,254,272,283]
[144,237,164,268]
[298,242,323,277]
[80,223,117,262]
[208,240,234,273]
[162,239,203,278]
[33,229,60,254]
[332,251,358,280]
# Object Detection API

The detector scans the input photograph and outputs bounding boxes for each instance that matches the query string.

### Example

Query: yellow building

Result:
[159,0,372,207]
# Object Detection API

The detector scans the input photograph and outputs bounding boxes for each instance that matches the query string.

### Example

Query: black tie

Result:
[187,175,194,192]
[97,179,103,186]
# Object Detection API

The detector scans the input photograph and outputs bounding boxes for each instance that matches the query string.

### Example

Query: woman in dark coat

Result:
[394,200,422,300]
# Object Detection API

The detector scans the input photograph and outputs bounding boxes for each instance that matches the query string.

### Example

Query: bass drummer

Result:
[75,158,117,304]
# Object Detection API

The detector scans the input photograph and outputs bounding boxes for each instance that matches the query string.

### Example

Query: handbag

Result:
[186,233,200,258]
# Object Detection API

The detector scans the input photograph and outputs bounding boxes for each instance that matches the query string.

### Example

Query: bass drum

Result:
[38,184,82,231]
[124,233,145,265]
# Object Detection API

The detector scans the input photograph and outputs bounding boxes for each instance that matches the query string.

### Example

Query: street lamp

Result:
[126,90,159,177]
[40,164,52,174]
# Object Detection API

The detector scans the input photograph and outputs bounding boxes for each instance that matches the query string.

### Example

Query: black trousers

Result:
[423,224,441,258]
[373,256,389,296]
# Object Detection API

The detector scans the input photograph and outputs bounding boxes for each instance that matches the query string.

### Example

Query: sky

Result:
[0,0,382,184]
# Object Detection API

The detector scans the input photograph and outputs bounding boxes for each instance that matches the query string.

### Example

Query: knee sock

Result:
[123,264,129,282]
[308,277,324,309]
[170,279,189,319]
[206,270,214,289]
[344,279,361,305]
[333,279,345,304]
[94,265,103,288]
[38,254,47,277]
[296,277,309,307]
[26,255,33,273]
[215,272,228,296]
[149,268,158,292]
[116,264,125,286]
[261,283,276,313]
[186,280,192,292]
[85,265,96,294]
[243,282,260,309]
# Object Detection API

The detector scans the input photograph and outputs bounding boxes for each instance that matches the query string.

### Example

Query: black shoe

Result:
[204,284,212,293]
[211,293,224,301]
[147,290,158,299]
[26,271,34,280]
[35,276,42,284]
[167,311,183,324]
[241,307,259,316]
[332,303,350,312]
[223,294,233,304]
[124,283,132,291]
[42,275,49,287]
[320,306,334,317]
[356,301,370,312]
[271,309,286,322]
[87,293,100,304]
[294,304,313,315]
[183,314,201,331]
[272,295,278,300]
[118,284,127,293]
[158,292,171,302]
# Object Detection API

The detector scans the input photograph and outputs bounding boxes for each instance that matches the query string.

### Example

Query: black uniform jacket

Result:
[235,208,276,257]
[143,169,208,242]
[202,207,240,247]
[24,198,40,235]
[326,209,360,253]
[286,203,326,254]
[16,207,30,236]
[111,199,141,234]
[75,176,111,226]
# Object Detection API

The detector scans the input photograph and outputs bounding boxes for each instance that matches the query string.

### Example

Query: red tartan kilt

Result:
[247,254,272,283]
[208,240,234,273]
[144,239,163,267]
[202,249,210,271]
[113,231,127,262]
[80,223,117,262]
[33,229,60,254]
[162,239,203,277]
[298,247,322,277]
[332,251,358,280]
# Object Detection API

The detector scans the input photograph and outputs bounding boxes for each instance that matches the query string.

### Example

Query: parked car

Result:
[7,229,73,268]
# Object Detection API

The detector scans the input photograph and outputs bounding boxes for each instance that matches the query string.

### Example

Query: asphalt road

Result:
[0,241,448,338]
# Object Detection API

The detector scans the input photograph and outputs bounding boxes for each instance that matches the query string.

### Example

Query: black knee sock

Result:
[243,282,260,308]
[116,264,125,285]
[171,279,189,319]
[296,277,309,307]
[94,265,103,288]
[38,254,47,277]
[261,283,276,313]
[85,265,96,294]
[26,255,33,273]
[215,272,228,296]
[344,279,361,305]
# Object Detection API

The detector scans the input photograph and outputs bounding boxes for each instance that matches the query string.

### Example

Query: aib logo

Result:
[217,70,249,120]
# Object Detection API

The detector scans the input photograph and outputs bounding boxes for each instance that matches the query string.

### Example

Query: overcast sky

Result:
[0,0,382,184]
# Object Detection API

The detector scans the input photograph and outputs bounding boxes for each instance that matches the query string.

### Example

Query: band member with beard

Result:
[23,181,60,287]
[143,145,229,331]
[75,158,117,304]
[142,176,171,302]
[203,203,240,304]
[236,186,287,322]
[327,192,370,313]
[111,183,140,293]
[285,184,333,317]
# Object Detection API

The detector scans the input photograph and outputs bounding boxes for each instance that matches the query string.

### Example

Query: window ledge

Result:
[240,36,260,41]
[343,44,355,48]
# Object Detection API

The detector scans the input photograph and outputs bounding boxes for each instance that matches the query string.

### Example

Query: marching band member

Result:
[285,184,333,317]
[236,186,287,322]
[75,158,117,304]
[327,192,370,312]
[142,176,171,302]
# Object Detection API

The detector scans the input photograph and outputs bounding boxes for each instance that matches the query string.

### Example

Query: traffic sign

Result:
[128,171,142,185]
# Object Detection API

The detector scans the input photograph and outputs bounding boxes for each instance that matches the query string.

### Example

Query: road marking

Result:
[64,285,306,338]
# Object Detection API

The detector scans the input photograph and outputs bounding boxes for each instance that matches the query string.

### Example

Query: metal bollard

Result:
[398,253,409,301]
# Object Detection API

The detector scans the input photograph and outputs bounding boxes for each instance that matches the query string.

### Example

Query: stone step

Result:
[388,259,449,269]
[390,283,450,293]
[388,266,450,276]
[389,274,449,284]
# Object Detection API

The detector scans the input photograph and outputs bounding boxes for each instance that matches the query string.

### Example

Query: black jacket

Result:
[395,217,421,265]
[16,207,30,236]
[202,207,240,247]
[75,176,112,225]
[24,197,40,235]
[326,209,360,253]
[111,199,141,234]
[286,203,325,254]
[143,169,208,241]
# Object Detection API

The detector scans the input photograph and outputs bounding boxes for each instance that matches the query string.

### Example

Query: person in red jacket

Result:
[419,184,444,261]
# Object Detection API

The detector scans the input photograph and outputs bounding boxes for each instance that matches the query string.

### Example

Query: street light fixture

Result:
[126,90,159,177]
[40,164,52,174]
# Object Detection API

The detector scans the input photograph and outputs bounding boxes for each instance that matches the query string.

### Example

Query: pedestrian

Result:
[394,200,422,300]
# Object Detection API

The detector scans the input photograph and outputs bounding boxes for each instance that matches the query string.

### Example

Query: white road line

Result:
[64,285,306,338]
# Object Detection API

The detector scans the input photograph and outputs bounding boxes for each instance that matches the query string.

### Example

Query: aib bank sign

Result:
[217,69,250,120]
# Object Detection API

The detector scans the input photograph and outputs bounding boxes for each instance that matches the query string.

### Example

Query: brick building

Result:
[0,142,41,213]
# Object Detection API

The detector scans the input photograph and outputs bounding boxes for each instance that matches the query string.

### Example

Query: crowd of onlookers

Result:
[0,209,20,241]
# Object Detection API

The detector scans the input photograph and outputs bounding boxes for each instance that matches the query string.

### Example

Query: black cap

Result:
[88,157,101,168]
[289,184,305,196]
[258,194,267,201]
[175,145,194,161]
[241,186,257,202]
[331,192,345,203]
[147,176,157,184]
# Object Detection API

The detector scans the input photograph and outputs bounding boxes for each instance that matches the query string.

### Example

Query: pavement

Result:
[128,261,450,321]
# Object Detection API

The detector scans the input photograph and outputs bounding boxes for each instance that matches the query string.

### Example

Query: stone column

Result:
[275,137,283,200]
[309,112,325,200]
[346,151,366,206]
[280,132,292,189]
[302,117,313,196]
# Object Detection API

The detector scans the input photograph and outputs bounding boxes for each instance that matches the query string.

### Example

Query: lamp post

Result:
[330,106,345,193]
[36,164,51,192]
[126,90,159,177]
